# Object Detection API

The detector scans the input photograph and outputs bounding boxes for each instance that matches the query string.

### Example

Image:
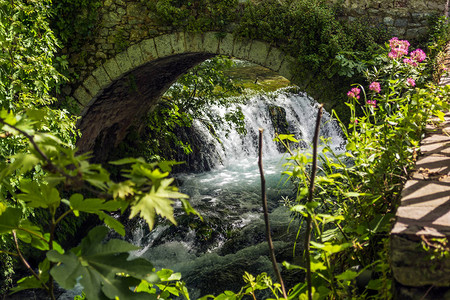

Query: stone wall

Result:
[64,0,447,99]
[329,0,446,40]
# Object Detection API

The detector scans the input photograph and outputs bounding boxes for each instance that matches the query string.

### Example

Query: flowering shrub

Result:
[272,38,449,300]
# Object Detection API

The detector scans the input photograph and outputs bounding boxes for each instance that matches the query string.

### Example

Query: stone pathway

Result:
[390,45,450,299]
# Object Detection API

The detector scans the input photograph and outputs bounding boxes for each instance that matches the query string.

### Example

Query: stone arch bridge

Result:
[64,0,445,157]
[74,31,298,157]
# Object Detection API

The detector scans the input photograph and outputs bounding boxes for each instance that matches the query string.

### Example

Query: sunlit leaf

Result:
[335,269,358,281]
[108,181,135,199]
[129,178,188,230]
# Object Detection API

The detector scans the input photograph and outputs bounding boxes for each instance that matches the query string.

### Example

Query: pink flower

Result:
[410,49,426,62]
[366,100,377,107]
[407,78,416,87]
[369,81,381,93]
[347,87,361,99]
[388,37,410,59]
[403,58,418,67]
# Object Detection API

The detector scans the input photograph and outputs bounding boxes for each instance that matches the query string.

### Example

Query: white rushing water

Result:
[130,89,345,297]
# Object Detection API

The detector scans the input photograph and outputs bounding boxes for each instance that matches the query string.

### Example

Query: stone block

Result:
[139,38,158,62]
[232,37,252,61]
[185,32,203,53]
[83,75,101,97]
[218,33,234,57]
[103,57,122,81]
[115,51,134,75]
[264,47,286,72]
[383,16,394,26]
[278,56,296,82]
[170,32,186,54]
[420,141,450,156]
[391,234,450,287]
[202,31,220,54]
[154,34,174,57]
[73,86,92,107]
[103,11,120,28]
[127,43,145,68]
[414,155,450,175]
[249,40,270,66]
[92,66,112,89]
[394,18,409,28]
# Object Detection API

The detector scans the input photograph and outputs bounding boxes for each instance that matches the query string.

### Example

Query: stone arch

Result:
[74,32,297,157]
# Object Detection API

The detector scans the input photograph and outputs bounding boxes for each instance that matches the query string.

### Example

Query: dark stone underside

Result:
[76,52,215,160]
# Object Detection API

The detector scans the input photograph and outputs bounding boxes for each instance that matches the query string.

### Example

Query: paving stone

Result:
[391,45,450,291]
[414,155,450,175]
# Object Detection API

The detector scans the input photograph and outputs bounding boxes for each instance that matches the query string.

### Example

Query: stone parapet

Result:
[328,0,445,41]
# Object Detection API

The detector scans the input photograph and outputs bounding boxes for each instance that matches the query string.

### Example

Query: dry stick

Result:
[258,128,287,299]
[305,104,323,300]
[12,231,51,294]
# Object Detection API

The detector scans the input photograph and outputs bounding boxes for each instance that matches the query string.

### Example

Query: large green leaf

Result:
[66,194,125,235]
[47,226,158,300]
[129,178,188,230]
[0,207,21,234]
[17,180,60,211]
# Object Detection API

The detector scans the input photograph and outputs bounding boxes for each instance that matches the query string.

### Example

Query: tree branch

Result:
[12,230,50,293]
[305,104,323,300]
[258,128,287,299]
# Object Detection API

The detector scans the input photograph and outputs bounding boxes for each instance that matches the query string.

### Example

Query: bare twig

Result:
[305,104,323,300]
[258,128,287,299]
[12,230,50,293]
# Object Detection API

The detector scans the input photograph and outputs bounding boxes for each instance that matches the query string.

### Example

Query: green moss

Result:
[224,64,292,93]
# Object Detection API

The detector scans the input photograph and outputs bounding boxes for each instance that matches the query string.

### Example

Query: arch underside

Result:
[78,53,214,158]
[74,32,297,159]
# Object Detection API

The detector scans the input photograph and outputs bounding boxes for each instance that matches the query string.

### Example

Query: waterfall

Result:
[129,89,345,298]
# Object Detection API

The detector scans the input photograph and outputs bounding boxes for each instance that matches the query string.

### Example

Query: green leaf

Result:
[17,180,60,210]
[0,202,6,215]
[0,207,21,234]
[97,211,125,236]
[310,241,352,254]
[47,226,158,300]
[69,194,122,214]
[109,157,145,165]
[108,181,135,199]
[129,178,188,230]
[335,269,358,281]
[157,269,182,282]
[180,198,202,221]
[275,134,299,143]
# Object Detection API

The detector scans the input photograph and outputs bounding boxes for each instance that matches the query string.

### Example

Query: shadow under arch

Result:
[74,32,299,160]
